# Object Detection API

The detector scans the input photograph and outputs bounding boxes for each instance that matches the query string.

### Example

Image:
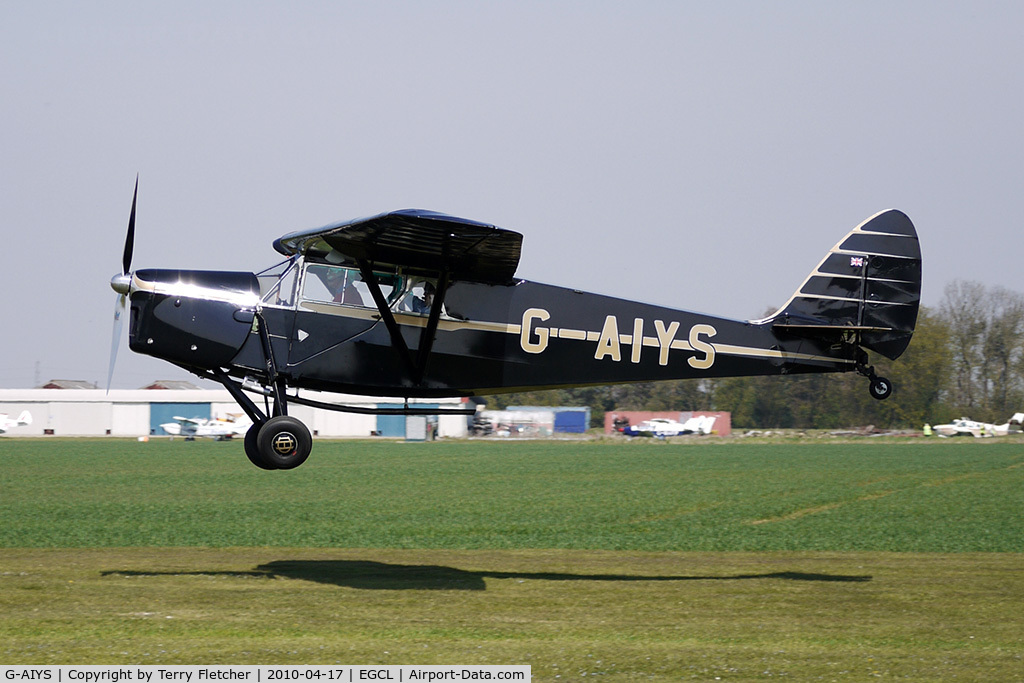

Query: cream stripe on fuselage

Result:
[294,301,853,366]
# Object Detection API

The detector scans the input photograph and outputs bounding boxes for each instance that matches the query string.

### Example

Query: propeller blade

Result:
[106,293,126,393]
[122,175,138,275]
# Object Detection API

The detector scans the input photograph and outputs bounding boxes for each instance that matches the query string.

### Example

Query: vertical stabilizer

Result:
[769,209,921,360]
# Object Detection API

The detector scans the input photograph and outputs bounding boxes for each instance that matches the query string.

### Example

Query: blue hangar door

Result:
[150,403,211,436]
[376,404,438,437]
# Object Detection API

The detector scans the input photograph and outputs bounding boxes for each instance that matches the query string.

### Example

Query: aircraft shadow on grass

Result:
[103,560,872,591]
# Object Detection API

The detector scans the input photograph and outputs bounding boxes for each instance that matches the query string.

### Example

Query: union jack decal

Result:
[850,256,865,268]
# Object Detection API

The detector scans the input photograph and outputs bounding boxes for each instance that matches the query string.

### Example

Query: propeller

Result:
[106,292,126,393]
[107,176,138,393]
[123,175,137,275]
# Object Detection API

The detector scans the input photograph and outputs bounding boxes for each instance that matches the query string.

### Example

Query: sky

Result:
[2,1,1022,389]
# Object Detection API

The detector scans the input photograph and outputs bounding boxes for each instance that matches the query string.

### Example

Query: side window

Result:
[396,278,448,317]
[303,265,364,305]
[398,279,436,314]
[300,265,401,308]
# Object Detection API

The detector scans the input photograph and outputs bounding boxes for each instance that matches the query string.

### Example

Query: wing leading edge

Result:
[273,209,524,285]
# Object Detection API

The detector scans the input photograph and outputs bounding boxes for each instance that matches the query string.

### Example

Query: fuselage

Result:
[124,258,857,398]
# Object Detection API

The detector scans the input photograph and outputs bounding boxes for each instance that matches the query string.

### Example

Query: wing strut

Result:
[357,260,419,380]
[358,259,451,387]
[414,269,449,385]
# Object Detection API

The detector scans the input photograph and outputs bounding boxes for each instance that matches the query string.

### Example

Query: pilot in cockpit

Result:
[409,281,435,313]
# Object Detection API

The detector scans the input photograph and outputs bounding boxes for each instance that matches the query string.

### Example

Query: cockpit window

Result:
[297,263,452,316]
[301,264,402,308]
[257,259,298,306]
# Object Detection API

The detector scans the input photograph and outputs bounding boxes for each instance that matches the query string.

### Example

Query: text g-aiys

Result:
[519,308,716,369]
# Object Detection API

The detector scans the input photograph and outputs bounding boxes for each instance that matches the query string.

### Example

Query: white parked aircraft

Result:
[932,413,1024,438]
[0,411,32,434]
[622,415,716,437]
[160,415,252,441]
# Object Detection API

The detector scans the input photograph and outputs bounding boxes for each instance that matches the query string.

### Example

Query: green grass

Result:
[1,438,1023,678]
[1,548,1023,678]
[1,438,1023,551]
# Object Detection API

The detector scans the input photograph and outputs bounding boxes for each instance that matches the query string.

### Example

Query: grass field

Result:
[1,438,1023,551]
[1,437,1023,679]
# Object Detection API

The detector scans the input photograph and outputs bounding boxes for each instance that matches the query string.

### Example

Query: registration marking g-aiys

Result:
[520,307,716,369]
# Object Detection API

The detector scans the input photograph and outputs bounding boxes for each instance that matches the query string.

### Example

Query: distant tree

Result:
[713,375,795,428]
[979,287,1024,418]
[941,281,1024,421]
[942,281,988,413]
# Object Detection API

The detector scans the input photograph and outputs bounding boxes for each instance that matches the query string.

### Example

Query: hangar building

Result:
[0,387,471,438]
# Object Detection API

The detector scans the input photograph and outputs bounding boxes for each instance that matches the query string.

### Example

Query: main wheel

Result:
[256,416,312,470]
[244,423,277,470]
[869,376,893,400]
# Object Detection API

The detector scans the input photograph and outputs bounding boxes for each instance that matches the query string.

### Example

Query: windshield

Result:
[257,258,298,306]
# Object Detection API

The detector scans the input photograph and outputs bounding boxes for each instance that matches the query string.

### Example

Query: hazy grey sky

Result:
[2,1,1022,388]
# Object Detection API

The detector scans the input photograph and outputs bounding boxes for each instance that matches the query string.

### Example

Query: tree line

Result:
[492,280,1024,429]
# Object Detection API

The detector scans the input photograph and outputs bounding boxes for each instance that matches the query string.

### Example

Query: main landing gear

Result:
[243,416,312,470]
[209,368,313,470]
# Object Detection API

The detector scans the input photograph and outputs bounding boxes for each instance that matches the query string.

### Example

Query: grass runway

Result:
[1,437,1023,679]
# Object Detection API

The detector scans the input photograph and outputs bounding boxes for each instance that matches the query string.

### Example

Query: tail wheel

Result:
[869,377,893,401]
[256,416,312,469]
[244,423,277,470]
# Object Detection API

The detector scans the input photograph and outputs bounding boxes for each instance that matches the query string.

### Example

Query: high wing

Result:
[273,209,524,285]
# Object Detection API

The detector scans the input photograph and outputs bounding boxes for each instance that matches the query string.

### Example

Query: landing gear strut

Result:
[211,367,311,470]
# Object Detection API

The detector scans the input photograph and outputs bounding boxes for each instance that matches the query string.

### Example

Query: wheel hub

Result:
[271,432,297,455]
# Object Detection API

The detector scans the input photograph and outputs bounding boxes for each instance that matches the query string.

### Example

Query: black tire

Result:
[256,416,312,470]
[869,377,893,400]
[244,423,277,470]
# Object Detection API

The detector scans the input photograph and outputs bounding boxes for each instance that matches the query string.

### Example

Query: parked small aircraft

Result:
[931,413,1024,438]
[160,415,252,441]
[622,416,716,438]
[0,411,32,435]
[108,180,921,470]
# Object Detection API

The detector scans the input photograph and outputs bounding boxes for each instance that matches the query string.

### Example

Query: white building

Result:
[0,389,471,438]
